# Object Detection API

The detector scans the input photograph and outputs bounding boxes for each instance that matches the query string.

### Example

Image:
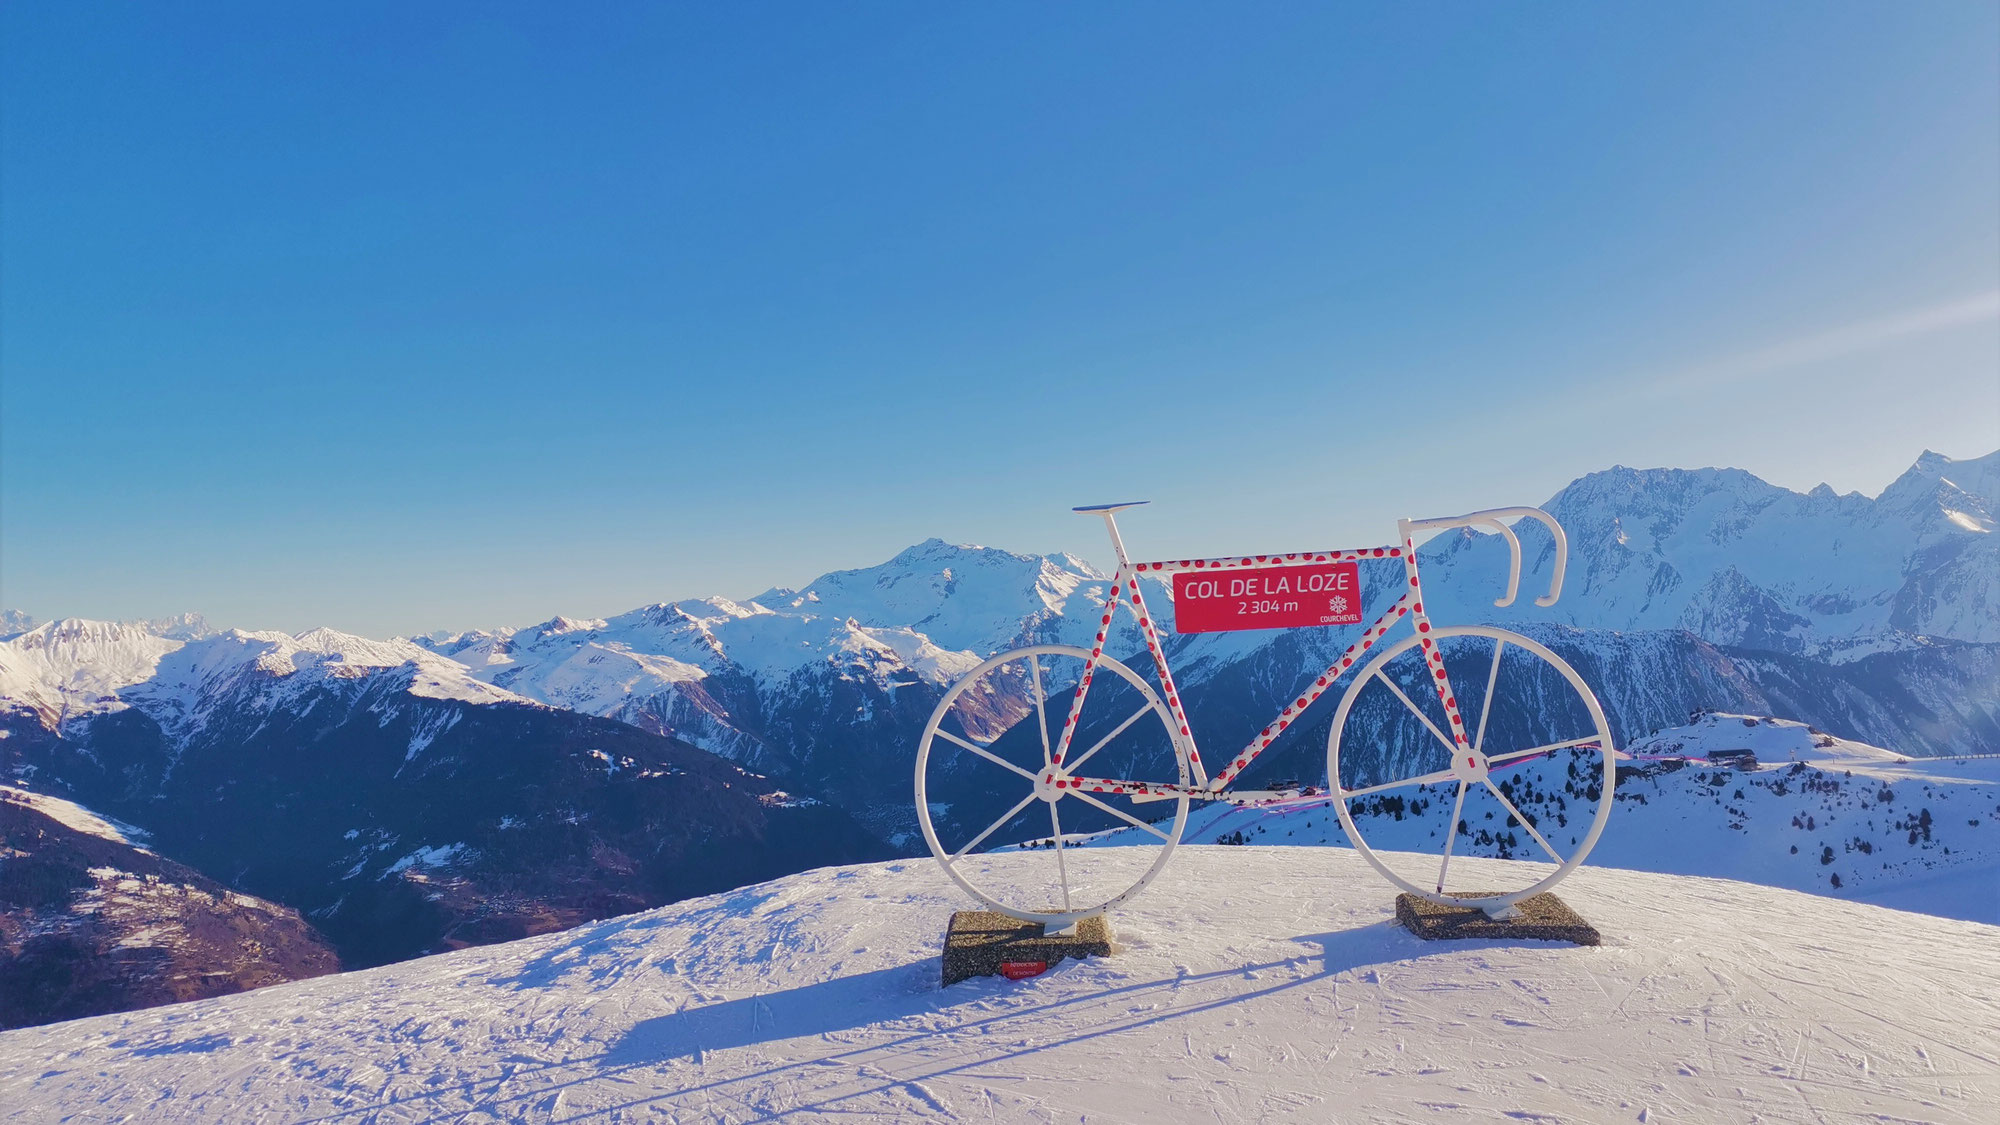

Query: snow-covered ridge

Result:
[4,849,1994,1123]
[750,538,1113,655]
[0,785,343,1029]
[1415,447,2000,653]
[0,618,530,734]
[0,619,184,725]
[409,540,1160,730]
[0,785,151,848]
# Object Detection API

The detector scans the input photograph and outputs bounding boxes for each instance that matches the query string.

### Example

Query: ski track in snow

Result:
[3,848,1995,1124]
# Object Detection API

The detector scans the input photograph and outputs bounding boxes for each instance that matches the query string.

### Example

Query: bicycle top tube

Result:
[1125,545,1406,575]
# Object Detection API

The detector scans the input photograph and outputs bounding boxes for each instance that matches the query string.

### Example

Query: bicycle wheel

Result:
[1327,625,1614,911]
[915,644,1190,925]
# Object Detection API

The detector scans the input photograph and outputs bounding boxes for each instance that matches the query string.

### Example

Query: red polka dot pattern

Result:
[1206,592,1417,789]
[1051,583,1125,766]
[1129,543,1405,573]
[1043,541,1461,794]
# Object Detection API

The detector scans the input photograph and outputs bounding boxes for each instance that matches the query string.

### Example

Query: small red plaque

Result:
[1173,561,1363,634]
[999,961,1049,980]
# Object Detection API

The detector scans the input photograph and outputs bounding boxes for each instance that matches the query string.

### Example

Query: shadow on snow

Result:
[290,917,1550,1123]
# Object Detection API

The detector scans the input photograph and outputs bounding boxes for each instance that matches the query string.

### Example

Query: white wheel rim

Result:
[915,644,1190,925]
[1327,625,1615,909]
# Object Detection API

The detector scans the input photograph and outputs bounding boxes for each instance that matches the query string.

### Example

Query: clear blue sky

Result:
[4,3,1997,636]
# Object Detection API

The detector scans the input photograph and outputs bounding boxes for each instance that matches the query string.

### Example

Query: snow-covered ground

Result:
[4,848,1995,1123]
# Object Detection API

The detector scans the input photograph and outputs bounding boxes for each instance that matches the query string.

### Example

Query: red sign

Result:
[999,961,1049,980]
[1173,561,1363,634]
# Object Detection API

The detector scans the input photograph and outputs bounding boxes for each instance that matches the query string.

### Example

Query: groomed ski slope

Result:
[4,848,1996,1124]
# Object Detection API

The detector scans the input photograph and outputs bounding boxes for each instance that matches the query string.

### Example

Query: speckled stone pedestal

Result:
[1396,892,1601,946]
[941,911,1117,986]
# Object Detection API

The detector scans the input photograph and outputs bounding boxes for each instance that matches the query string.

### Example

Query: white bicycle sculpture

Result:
[914,504,1616,926]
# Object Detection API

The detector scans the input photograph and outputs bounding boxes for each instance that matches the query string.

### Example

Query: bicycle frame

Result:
[1043,505,1568,807]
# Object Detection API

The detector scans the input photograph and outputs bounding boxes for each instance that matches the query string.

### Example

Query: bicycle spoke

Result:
[1473,638,1506,752]
[935,729,1038,781]
[1482,779,1564,864]
[1486,735,1603,767]
[1374,670,1459,756]
[1436,780,1469,894]
[949,792,1041,861]
[1323,624,1616,909]
[1067,788,1172,841]
[1062,703,1152,775]
[1340,766,1457,800]
[1048,802,1072,910]
[1029,653,1054,768]
[920,642,1194,920]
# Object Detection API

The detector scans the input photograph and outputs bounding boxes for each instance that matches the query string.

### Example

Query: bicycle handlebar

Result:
[1401,506,1568,608]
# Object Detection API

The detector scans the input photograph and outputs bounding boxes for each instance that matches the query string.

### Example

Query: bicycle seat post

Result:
[1073,501,1149,569]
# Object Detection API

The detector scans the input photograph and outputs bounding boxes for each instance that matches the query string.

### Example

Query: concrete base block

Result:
[941,911,1117,987]
[1396,891,1601,946]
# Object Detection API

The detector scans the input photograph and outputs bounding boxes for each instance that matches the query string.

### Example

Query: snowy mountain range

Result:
[5,450,1995,833]
[2,448,1995,1025]
[0,619,890,976]
[439,447,1997,730]
[1418,447,1999,653]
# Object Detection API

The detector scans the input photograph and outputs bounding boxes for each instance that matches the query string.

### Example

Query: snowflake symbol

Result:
[1329,595,1350,614]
